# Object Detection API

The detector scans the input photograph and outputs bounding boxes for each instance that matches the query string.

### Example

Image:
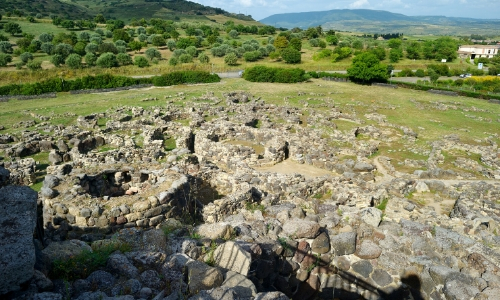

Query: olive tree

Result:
[65,53,82,69]
[145,48,161,60]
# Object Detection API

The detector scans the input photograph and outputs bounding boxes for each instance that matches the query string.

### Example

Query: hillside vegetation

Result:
[260,9,500,35]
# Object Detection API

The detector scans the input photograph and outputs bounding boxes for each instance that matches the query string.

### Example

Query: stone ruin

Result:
[1,90,500,300]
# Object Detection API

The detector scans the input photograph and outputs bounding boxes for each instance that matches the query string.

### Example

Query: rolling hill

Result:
[260,9,500,35]
[0,0,255,23]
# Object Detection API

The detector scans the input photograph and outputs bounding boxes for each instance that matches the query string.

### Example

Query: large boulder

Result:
[0,186,38,295]
[213,241,252,276]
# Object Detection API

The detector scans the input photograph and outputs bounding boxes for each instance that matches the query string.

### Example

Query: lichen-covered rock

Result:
[213,241,252,276]
[0,186,38,295]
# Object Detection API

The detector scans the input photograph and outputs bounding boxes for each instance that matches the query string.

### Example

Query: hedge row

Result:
[0,71,220,96]
[243,66,308,83]
[396,81,500,101]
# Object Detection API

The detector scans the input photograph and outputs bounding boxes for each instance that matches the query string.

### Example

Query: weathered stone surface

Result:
[221,270,257,297]
[214,241,252,276]
[107,253,139,279]
[281,218,320,239]
[311,232,330,254]
[42,240,92,263]
[0,186,38,295]
[194,223,234,240]
[187,260,224,294]
[330,232,357,256]
[355,240,382,259]
[352,260,373,278]
[360,207,382,227]
[371,269,393,287]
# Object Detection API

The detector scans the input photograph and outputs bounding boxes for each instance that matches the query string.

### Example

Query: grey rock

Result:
[353,162,375,172]
[254,291,290,300]
[194,223,234,240]
[360,207,382,227]
[371,269,393,287]
[75,291,109,300]
[111,279,142,296]
[42,240,92,263]
[107,253,139,279]
[49,150,63,165]
[281,218,320,239]
[0,186,38,295]
[311,232,330,254]
[86,270,116,293]
[214,241,252,276]
[443,279,479,300]
[33,270,54,291]
[187,260,224,294]
[139,270,164,290]
[355,240,382,259]
[72,279,91,298]
[352,260,373,278]
[43,175,60,188]
[33,292,63,300]
[221,270,257,297]
[330,232,357,256]
[41,186,58,199]
[188,287,238,300]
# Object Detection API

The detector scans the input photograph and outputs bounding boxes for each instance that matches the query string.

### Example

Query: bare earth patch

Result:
[256,159,333,179]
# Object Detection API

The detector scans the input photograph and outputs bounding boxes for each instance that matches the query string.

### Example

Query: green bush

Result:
[20,52,33,64]
[134,56,149,68]
[243,66,308,83]
[116,53,132,66]
[96,52,118,68]
[0,53,12,67]
[65,54,82,69]
[224,52,238,65]
[152,71,220,86]
[415,69,425,77]
[281,47,301,64]
[26,60,42,71]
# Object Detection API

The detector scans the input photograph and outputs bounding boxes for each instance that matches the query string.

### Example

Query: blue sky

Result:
[190,0,499,21]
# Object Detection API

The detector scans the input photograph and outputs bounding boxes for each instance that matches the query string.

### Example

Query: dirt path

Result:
[256,160,333,180]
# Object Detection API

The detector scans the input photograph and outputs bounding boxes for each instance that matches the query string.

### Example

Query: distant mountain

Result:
[0,0,93,19]
[260,9,500,35]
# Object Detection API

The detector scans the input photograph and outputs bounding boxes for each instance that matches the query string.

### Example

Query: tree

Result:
[389,48,403,63]
[39,33,53,43]
[169,57,178,66]
[94,14,106,24]
[51,54,65,67]
[73,42,87,56]
[0,54,12,67]
[26,60,42,71]
[85,53,97,66]
[54,43,73,59]
[98,43,118,54]
[228,30,239,39]
[151,35,166,47]
[326,35,338,45]
[5,22,22,36]
[134,56,149,68]
[273,36,289,51]
[96,52,118,68]
[370,47,386,61]
[178,54,193,63]
[65,54,82,69]
[185,46,197,57]
[16,38,32,51]
[0,41,13,53]
[145,48,161,60]
[20,52,34,64]
[224,52,238,65]
[61,20,75,29]
[289,38,302,51]
[406,41,421,59]
[387,38,402,49]
[85,43,98,54]
[78,32,90,42]
[116,53,132,66]
[128,41,143,52]
[281,47,301,64]
[198,52,209,64]
[428,68,439,83]
[113,29,130,43]
[347,52,388,83]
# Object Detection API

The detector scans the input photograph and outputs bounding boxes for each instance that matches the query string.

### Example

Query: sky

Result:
[190,0,499,21]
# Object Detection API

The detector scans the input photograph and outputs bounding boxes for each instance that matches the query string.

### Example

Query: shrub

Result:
[243,51,261,62]
[198,53,209,64]
[224,52,238,65]
[39,33,53,43]
[54,43,73,59]
[116,53,132,66]
[98,43,118,54]
[151,35,166,47]
[65,54,82,69]
[274,68,306,83]
[228,29,239,39]
[0,53,13,67]
[281,47,301,64]
[0,41,13,53]
[243,66,308,83]
[169,57,178,66]
[134,55,149,68]
[85,53,97,66]
[167,40,176,51]
[415,69,425,77]
[73,42,86,56]
[145,48,161,60]
[178,53,193,63]
[51,54,65,67]
[26,60,42,71]
[85,43,98,54]
[173,49,187,58]
[152,71,220,86]
[20,52,33,64]
[96,52,118,68]
[185,46,197,57]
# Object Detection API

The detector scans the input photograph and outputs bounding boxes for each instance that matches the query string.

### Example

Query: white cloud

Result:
[350,0,370,9]
[238,0,253,7]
